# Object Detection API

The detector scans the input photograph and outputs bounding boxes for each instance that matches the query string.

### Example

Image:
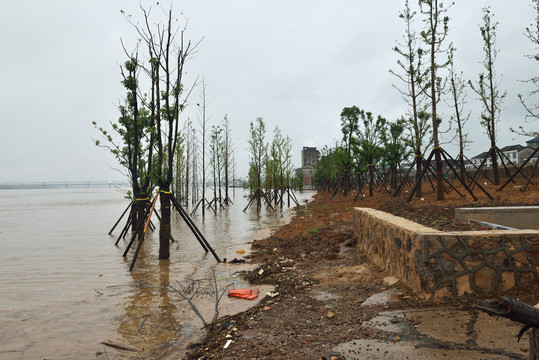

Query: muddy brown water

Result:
[0,187,313,359]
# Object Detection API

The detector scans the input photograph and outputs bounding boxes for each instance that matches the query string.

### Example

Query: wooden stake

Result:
[108,202,132,234]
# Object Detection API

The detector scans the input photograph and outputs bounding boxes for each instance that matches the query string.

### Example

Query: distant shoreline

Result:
[0,181,129,189]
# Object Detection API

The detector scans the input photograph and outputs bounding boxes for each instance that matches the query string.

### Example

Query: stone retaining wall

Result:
[354,208,539,298]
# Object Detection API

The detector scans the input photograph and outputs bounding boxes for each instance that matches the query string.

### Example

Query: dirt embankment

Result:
[179,184,538,359]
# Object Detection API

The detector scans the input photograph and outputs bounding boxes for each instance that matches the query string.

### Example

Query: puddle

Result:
[311,290,341,302]
[409,308,470,344]
[333,338,516,359]
[361,288,401,307]
[334,306,529,359]
[361,313,411,333]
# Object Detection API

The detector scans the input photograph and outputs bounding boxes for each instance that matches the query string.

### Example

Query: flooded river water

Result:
[0,187,313,359]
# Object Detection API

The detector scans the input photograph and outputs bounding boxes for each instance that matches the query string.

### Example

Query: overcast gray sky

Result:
[0,0,536,182]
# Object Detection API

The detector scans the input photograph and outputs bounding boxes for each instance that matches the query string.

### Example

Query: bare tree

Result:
[191,126,200,205]
[191,79,214,216]
[391,0,427,196]
[173,128,186,200]
[184,119,195,205]
[514,0,539,135]
[418,0,452,200]
[447,44,471,181]
[469,7,506,185]
[209,125,224,210]
[222,115,234,205]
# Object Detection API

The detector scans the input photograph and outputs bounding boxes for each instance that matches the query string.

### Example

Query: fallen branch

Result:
[477,297,539,328]
[169,267,235,328]
[137,314,151,331]
[477,297,539,341]
[99,341,137,352]
[212,268,234,323]
[170,282,209,327]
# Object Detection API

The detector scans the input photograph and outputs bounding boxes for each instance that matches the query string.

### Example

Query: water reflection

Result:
[116,255,178,353]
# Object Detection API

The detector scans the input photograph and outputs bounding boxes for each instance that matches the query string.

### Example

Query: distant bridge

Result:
[0,181,130,189]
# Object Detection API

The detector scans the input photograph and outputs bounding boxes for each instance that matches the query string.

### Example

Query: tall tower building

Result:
[301,147,320,167]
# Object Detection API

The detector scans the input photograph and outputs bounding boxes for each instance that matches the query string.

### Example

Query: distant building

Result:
[526,136,539,150]
[301,147,320,168]
[470,151,490,167]
[500,144,533,164]
[296,164,315,187]
[297,147,320,188]
[470,144,533,167]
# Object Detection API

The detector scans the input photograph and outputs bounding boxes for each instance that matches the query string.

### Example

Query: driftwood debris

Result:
[477,297,539,359]
[476,297,539,330]
[137,314,151,331]
[99,341,137,352]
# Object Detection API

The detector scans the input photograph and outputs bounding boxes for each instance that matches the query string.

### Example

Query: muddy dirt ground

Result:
[163,182,538,359]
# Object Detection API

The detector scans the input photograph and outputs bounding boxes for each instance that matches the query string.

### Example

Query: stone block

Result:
[473,266,497,294]
[520,233,539,248]
[504,234,524,250]
[456,274,473,296]
[518,271,538,284]
[512,250,530,265]
[464,254,483,269]
[432,286,451,299]
[486,251,508,267]
[501,271,516,290]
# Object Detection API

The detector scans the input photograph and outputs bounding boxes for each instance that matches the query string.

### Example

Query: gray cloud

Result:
[0,0,535,181]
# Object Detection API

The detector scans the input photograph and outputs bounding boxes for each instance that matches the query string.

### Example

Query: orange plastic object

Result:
[228,289,259,300]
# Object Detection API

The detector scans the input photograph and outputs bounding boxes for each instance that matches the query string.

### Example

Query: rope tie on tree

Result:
[134,197,150,201]
[159,190,172,194]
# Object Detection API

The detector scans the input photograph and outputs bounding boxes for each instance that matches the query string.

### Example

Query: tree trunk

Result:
[343,166,350,196]
[225,161,229,204]
[415,153,423,197]
[491,146,500,185]
[368,165,374,197]
[137,200,146,239]
[185,152,190,206]
[159,191,171,259]
[459,155,467,183]
[435,148,444,200]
